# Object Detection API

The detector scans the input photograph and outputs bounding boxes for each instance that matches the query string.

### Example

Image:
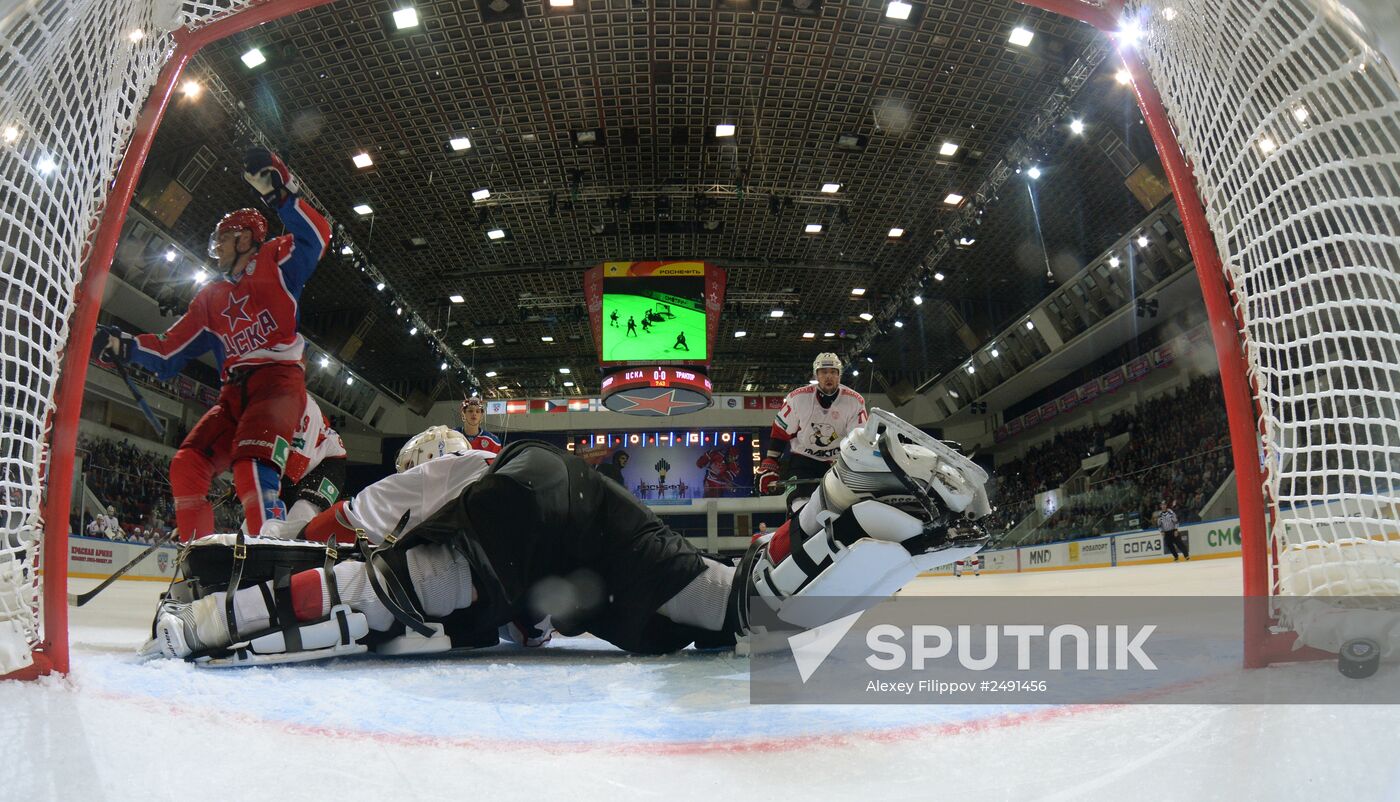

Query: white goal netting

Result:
[1128,0,1400,618]
[0,0,258,677]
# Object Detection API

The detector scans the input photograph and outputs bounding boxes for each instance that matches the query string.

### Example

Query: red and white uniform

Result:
[285,394,347,484]
[697,447,741,497]
[461,429,502,455]
[770,385,868,463]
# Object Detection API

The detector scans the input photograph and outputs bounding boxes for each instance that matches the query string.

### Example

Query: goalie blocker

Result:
[142,409,992,666]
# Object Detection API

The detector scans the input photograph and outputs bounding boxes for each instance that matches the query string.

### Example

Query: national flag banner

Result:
[486,400,508,416]
[1006,418,1024,435]
[1025,408,1042,427]
[1039,401,1059,422]
[547,399,569,413]
[1126,354,1151,381]
[1078,379,1101,404]
[764,396,784,409]
[568,399,591,412]
[1101,368,1125,393]
[506,400,529,415]
[1057,388,1080,412]
[743,396,763,410]
[1151,340,1177,368]
[528,399,549,414]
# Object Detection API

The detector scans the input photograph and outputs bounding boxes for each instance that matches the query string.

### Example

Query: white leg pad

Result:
[193,604,369,668]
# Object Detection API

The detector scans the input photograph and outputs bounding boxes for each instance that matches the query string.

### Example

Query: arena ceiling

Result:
[137,0,1163,405]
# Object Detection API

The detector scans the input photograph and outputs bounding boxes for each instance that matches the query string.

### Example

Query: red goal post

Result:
[0,0,336,681]
[1021,0,1400,667]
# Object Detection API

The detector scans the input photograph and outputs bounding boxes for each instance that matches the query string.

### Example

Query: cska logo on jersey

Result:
[222,293,254,329]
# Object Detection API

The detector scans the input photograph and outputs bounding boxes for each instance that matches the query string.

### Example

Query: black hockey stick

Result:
[96,324,165,437]
[69,531,179,607]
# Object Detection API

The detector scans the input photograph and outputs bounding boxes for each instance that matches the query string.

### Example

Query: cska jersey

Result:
[460,429,503,455]
[127,194,330,381]
[285,393,347,484]
[770,384,868,463]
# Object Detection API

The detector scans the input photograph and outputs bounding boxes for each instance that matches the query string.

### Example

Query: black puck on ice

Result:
[1338,638,1381,679]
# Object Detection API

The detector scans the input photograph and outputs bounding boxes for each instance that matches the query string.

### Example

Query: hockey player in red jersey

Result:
[757,353,868,496]
[100,148,330,540]
[697,446,741,497]
[456,394,502,454]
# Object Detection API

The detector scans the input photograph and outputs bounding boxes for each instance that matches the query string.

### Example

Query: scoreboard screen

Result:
[585,261,726,369]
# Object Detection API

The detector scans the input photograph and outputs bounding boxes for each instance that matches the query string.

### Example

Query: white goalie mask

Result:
[395,425,471,473]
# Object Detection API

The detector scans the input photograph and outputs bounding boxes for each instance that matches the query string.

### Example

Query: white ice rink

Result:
[5,558,1399,802]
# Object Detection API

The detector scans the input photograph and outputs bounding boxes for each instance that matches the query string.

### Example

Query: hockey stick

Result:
[69,531,179,607]
[96,324,165,437]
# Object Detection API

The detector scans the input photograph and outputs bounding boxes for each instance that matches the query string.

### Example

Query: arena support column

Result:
[1016,0,1288,668]
[33,0,341,678]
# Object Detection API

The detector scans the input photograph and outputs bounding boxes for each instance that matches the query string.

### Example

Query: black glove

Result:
[92,323,133,367]
[243,146,298,204]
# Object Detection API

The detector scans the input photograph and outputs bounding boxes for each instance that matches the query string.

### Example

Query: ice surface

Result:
[3,559,1399,801]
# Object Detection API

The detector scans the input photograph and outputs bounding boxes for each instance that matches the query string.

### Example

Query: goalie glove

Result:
[92,323,133,367]
[756,457,782,496]
[243,146,299,205]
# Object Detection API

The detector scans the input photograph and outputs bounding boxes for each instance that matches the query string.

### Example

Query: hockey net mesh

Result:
[1128,0,1400,606]
[0,0,258,677]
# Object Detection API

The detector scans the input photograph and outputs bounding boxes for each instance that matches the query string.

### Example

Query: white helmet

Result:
[813,352,843,374]
[395,425,471,473]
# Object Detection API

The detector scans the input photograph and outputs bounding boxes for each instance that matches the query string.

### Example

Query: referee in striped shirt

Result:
[1157,500,1189,561]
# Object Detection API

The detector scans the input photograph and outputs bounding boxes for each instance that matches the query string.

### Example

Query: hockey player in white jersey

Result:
[141,410,992,666]
[757,353,867,496]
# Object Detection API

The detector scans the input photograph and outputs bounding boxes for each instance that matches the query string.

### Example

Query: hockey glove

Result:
[756,457,783,496]
[92,323,133,367]
[243,146,298,204]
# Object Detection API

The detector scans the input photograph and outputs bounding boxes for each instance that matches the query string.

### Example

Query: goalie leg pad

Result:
[195,604,369,667]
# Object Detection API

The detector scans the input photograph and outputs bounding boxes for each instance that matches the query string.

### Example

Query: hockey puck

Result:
[1338,638,1381,679]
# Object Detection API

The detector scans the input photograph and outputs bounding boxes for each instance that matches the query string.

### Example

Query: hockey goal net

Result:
[1,0,1396,678]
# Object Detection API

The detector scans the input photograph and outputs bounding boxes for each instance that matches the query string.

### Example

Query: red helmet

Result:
[208,208,268,258]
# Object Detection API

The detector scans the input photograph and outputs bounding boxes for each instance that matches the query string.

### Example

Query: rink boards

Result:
[66,535,180,582]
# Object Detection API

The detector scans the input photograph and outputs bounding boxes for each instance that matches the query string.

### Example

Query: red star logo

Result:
[614,389,709,415]
[221,293,253,330]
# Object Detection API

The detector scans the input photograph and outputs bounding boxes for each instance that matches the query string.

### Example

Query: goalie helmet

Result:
[395,425,470,473]
[812,352,843,374]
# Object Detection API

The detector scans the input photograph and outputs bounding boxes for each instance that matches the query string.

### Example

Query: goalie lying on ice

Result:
[141,410,993,666]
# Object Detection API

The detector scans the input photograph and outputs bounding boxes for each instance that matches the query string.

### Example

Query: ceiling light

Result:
[193,269,209,285]
[541,335,554,342]
[947,389,958,399]
[486,228,505,240]
[240,48,266,69]
[912,295,923,305]
[734,331,747,338]
[396,307,403,316]
[1117,19,1142,47]
[471,187,491,201]
[851,287,866,296]
[1027,166,1042,180]
[1292,106,1310,123]
[392,7,419,29]
[36,157,55,174]
[346,376,354,386]
[128,29,144,42]
[956,237,976,247]
[486,371,498,378]
[965,364,976,374]
[1070,119,1085,135]
[481,337,495,345]
[1137,234,1150,247]
[549,0,574,6]
[559,367,571,374]
[440,362,449,371]
[449,136,472,151]
[1115,68,1132,85]
[340,245,353,255]
[575,129,598,144]
[939,141,959,157]
[2,126,18,144]
[319,356,330,368]
[1109,255,1121,268]
[715,123,735,137]
[1162,7,1178,21]
[1025,320,1035,330]
[353,203,373,215]
[462,337,475,346]
[799,332,814,340]
[888,227,904,238]
[497,385,508,391]
[865,356,874,363]
[943,192,964,205]
[352,152,373,169]
[990,348,999,358]
[805,223,823,233]
[180,80,202,99]
[449,294,466,304]
[409,327,417,336]
[859,312,874,321]
[1009,26,1034,47]
[770,309,784,318]
[563,381,575,387]
[1258,136,1278,155]
[885,0,912,19]
[893,320,904,328]
[376,282,386,291]
[824,332,835,337]
[820,182,841,193]
[164,249,177,262]
[933,271,945,281]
